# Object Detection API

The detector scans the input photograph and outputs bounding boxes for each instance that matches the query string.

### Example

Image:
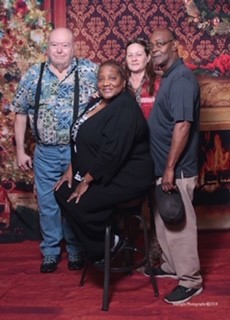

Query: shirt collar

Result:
[46,57,78,75]
[163,58,184,78]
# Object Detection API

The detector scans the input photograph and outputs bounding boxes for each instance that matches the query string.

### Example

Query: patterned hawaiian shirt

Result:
[11,58,98,145]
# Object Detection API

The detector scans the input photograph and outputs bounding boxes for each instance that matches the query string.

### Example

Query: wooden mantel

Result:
[198,76,230,131]
[200,108,230,131]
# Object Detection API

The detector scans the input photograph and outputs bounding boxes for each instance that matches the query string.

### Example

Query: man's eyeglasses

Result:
[150,39,174,50]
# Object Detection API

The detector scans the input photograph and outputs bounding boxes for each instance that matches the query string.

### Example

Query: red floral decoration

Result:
[0,0,51,185]
[200,54,230,75]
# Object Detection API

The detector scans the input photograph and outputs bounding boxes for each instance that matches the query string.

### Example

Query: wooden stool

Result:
[79,192,159,311]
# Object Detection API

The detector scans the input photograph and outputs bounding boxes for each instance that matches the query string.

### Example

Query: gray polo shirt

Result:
[148,59,200,178]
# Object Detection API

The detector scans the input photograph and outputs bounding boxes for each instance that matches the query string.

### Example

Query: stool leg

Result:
[135,214,159,297]
[79,262,88,287]
[102,222,112,311]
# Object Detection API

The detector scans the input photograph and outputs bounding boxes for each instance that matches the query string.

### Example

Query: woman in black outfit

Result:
[54,60,153,262]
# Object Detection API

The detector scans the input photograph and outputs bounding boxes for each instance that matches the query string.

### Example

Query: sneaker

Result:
[144,266,179,279]
[93,236,125,268]
[40,255,61,273]
[93,258,105,268]
[67,254,84,270]
[164,285,203,304]
[110,235,125,259]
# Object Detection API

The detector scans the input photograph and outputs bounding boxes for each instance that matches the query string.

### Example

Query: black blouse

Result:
[71,91,154,190]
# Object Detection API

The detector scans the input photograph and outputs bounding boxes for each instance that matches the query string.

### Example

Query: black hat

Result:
[155,184,185,225]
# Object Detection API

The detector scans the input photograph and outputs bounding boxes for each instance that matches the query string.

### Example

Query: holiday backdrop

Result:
[0,0,229,241]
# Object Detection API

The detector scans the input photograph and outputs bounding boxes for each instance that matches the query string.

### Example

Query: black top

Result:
[148,59,200,178]
[71,91,154,192]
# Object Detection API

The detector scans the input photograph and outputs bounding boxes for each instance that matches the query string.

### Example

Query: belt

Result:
[37,143,70,147]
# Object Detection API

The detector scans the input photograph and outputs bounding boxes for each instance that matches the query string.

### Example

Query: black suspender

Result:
[34,62,45,142]
[34,61,79,142]
[73,66,79,122]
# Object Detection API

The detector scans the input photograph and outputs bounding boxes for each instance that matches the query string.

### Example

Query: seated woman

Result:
[54,60,154,263]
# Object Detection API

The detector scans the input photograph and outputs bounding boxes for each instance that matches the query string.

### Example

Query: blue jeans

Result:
[34,144,82,257]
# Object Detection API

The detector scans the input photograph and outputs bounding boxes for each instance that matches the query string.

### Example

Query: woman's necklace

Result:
[71,100,101,142]
[129,79,141,92]
[86,99,107,118]
[129,73,145,92]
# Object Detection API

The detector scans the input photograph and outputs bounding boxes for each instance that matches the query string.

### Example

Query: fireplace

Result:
[194,130,230,206]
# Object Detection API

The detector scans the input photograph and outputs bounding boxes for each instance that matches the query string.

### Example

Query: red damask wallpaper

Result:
[66,1,230,127]
[66,0,229,68]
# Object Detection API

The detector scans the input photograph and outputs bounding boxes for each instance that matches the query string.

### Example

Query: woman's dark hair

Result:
[98,60,132,94]
[125,38,156,96]
[98,59,128,82]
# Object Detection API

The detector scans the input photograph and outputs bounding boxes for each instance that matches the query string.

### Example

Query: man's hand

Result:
[163,121,191,192]
[17,152,33,171]
[162,167,177,192]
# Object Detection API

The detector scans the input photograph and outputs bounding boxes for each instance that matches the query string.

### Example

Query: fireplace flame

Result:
[199,133,230,192]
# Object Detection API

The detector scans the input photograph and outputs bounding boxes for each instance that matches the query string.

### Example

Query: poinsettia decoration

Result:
[185,53,230,77]
[0,0,52,185]
[199,53,230,75]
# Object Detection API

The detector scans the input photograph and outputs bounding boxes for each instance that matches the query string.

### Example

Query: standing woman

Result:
[125,38,162,266]
[125,38,161,120]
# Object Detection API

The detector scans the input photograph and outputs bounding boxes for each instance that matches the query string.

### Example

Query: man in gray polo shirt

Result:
[147,28,203,304]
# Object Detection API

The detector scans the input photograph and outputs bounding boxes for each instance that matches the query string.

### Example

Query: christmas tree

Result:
[0,0,52,187]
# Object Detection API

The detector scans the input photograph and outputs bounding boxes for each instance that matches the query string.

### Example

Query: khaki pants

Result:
[155,176,203,289]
